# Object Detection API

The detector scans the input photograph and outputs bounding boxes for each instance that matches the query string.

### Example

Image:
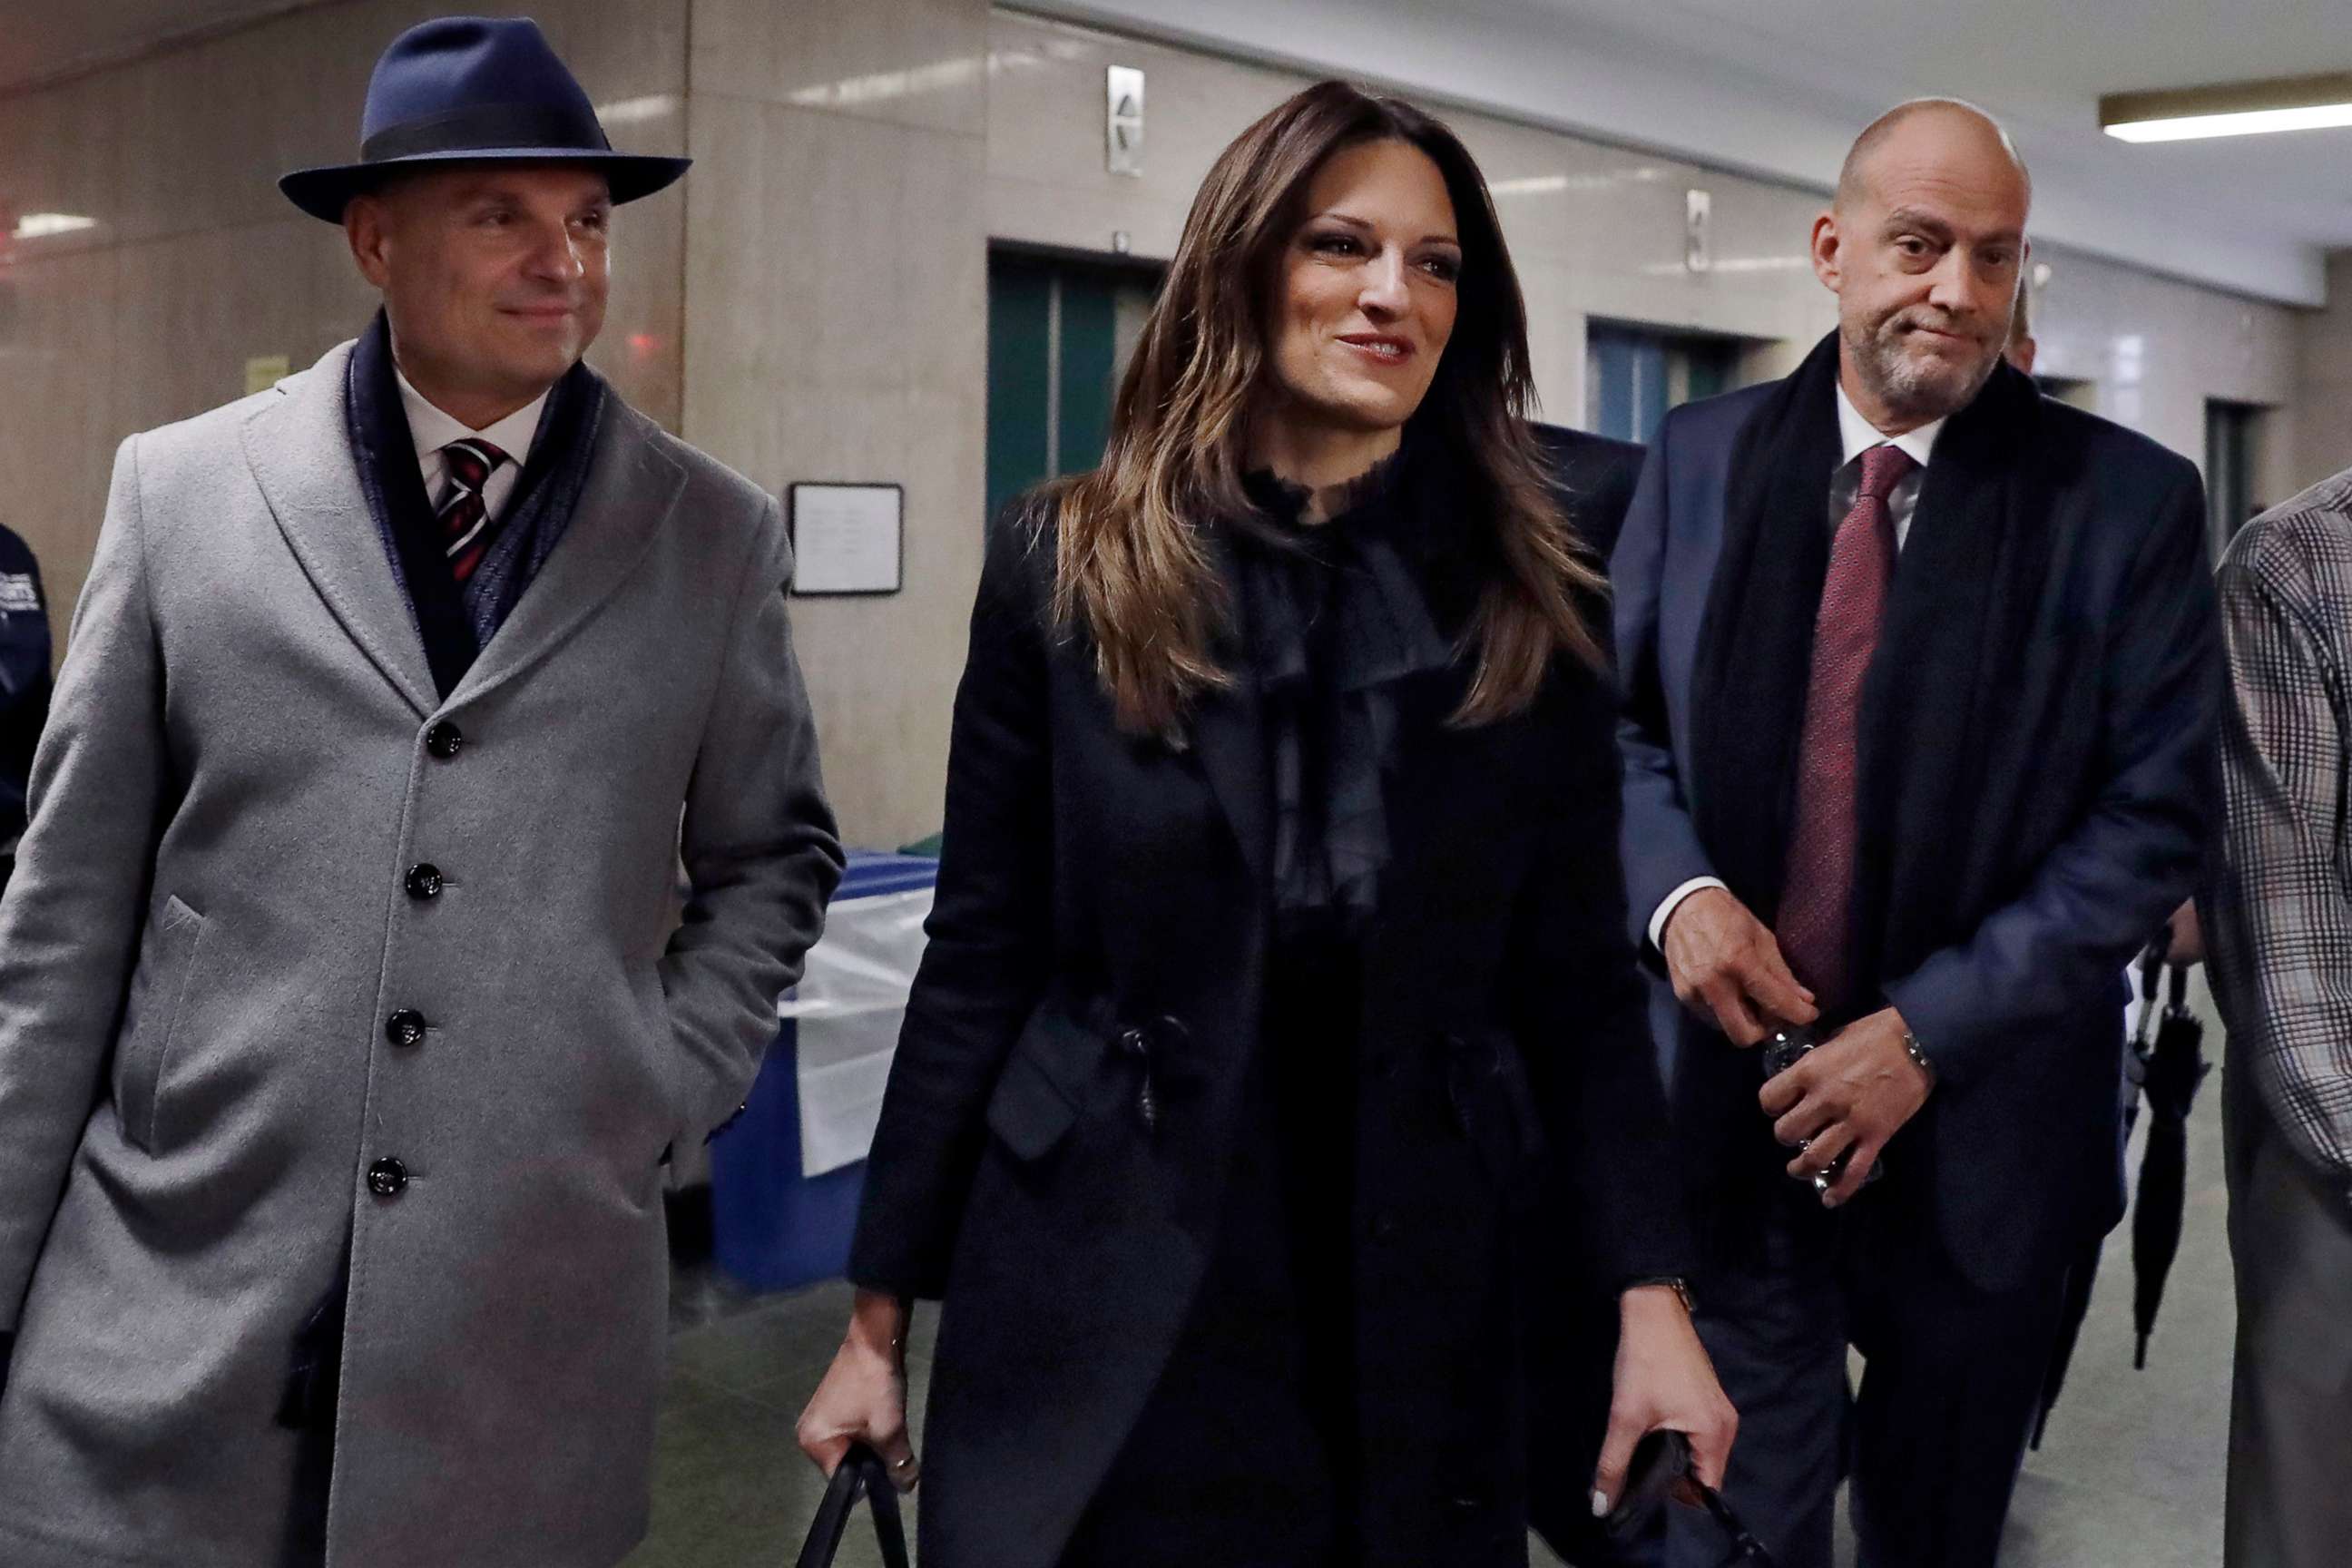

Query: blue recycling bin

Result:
[709,851,936,1292]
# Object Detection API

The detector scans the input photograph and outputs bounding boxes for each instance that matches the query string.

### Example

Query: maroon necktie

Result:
[436,436,511,584]
[1773,443,1916,1014]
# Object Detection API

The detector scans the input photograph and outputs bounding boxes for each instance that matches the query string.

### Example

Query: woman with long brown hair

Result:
[798,80,1733,1566]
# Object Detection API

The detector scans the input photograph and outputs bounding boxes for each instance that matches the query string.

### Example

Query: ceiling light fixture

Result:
[12,212,96,240]
[2102,73,2352,143]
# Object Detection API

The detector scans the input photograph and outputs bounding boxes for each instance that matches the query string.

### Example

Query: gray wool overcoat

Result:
[0,340,843,1566]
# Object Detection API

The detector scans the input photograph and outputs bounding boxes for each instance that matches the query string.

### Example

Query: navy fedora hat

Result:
[279,15,690,221]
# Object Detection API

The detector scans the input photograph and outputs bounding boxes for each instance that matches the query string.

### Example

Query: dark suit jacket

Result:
[0,524,51,848]
[1522,425,1665,1566]
[1612,378,2220,1292]
[1534,423,1645,563]
[850,447,1681,1568]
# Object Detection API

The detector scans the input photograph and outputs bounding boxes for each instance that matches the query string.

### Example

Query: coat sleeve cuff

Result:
[1881,965,1975,1090]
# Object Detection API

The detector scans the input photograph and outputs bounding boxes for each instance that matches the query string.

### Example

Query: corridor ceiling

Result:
[1043,0,2351,305]
[6,0,2345,303]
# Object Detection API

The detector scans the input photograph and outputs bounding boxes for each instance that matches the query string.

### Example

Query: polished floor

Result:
[626,1025,2232,1567]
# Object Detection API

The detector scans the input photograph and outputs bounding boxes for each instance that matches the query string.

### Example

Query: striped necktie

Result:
[436,437,512,584]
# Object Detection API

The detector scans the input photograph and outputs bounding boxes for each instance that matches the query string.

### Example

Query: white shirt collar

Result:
[1835,382,1944,471]
[393,365,546,473]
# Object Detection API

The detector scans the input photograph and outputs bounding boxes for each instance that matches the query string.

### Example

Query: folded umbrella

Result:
[2131,960,2210,1369]
[2031,940,2165,1445]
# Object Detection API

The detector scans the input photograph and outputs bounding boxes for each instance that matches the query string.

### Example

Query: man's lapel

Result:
[447,397,686,708]
[241,340,439,719]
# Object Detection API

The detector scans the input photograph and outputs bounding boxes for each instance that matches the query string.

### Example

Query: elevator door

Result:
[2204,398,2265,558]
[1585,321,1742,445]
[985,250,1161,523]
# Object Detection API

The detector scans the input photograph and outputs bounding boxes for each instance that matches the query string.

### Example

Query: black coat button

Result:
[425,721,464,760]
[405,864,444,900]
[385,1009,426,1047]
[367,1158,408,1197]
[1370,1213,1399,1243]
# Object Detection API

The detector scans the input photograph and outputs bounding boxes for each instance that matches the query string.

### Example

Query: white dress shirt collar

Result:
[393,367,546,482]
[1835,381,1944,471]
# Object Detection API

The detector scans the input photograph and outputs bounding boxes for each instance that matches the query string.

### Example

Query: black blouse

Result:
[1230,443,1456,936]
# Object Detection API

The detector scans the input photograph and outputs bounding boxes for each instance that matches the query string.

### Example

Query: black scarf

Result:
[347,311,609,697]
[1682,333,2060,1233]
[1230,438,1456,936]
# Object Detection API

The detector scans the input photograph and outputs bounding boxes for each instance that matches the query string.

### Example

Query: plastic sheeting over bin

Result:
[710,850,936,1291]
[788,856,936,1177]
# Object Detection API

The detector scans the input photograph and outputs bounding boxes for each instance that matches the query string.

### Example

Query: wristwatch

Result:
[1626,1276,1696,1315]
[1901,1030,1936,1087]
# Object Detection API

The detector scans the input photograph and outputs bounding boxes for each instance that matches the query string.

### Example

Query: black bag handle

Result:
[1694,1477,1779,1566]
[1606,1432,1780,1567]
[795,1443,910,1568]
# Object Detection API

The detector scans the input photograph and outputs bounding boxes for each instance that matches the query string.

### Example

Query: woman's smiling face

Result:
[1262,137,1462,439]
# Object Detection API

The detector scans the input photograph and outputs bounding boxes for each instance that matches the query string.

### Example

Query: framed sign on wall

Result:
[788,482,903,596]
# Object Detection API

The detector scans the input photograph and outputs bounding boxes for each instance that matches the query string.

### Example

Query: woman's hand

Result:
[1590,1283,1739,1517]
[796,1289,921,1491]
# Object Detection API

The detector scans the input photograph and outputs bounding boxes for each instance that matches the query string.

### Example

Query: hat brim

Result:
[278,148,691,222]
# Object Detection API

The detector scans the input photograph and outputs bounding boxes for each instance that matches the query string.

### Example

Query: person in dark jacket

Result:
[0,524,52,875]
[799,81,1734,1568]
[1521,422,1653,1568]
[1534,424,1645,561]
[1613,100,2218,1568]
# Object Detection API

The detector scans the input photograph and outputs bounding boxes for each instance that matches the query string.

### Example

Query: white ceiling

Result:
[5,0,2344,303]
[1039,0,2352,306]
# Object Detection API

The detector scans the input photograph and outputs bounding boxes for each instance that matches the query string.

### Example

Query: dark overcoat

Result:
[849,446,1684,1568]
[1612,377,2219,1291]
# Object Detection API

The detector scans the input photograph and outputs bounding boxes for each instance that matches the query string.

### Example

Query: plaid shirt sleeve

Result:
[2207,500,2352,1190]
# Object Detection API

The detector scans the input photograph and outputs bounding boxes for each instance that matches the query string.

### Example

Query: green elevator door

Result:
[985,251,1162,523]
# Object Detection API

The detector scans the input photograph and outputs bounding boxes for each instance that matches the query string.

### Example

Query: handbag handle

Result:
[1694,1479,1780,1567]
[1604,1432,1779,1567]
[794,1443,910,1568]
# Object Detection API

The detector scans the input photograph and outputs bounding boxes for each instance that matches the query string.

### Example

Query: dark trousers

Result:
[2224,1071,2352,1567]
[1664,1183,2069,1568]
[277,1374,335,1568]
[277,1259,348,1568]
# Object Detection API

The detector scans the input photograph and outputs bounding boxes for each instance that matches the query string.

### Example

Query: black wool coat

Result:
[849,440,1684,1568]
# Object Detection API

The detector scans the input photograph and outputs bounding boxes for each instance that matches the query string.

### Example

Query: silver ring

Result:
[890,1456,916,1473]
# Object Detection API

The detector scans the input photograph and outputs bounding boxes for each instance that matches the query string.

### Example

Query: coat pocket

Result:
[1444,1026,1545,1194]
[983,998,1110,1163]
[114,895,209,1153]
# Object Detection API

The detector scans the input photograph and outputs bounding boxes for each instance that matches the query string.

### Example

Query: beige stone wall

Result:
[0,0,688,632]
[679,0,991,849]
[983,9,2301,474]
[2288,251,2352,498]
[0,1,2331,849]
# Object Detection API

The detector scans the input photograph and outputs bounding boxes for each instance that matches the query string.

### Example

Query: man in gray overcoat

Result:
[0,18,843,1567]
